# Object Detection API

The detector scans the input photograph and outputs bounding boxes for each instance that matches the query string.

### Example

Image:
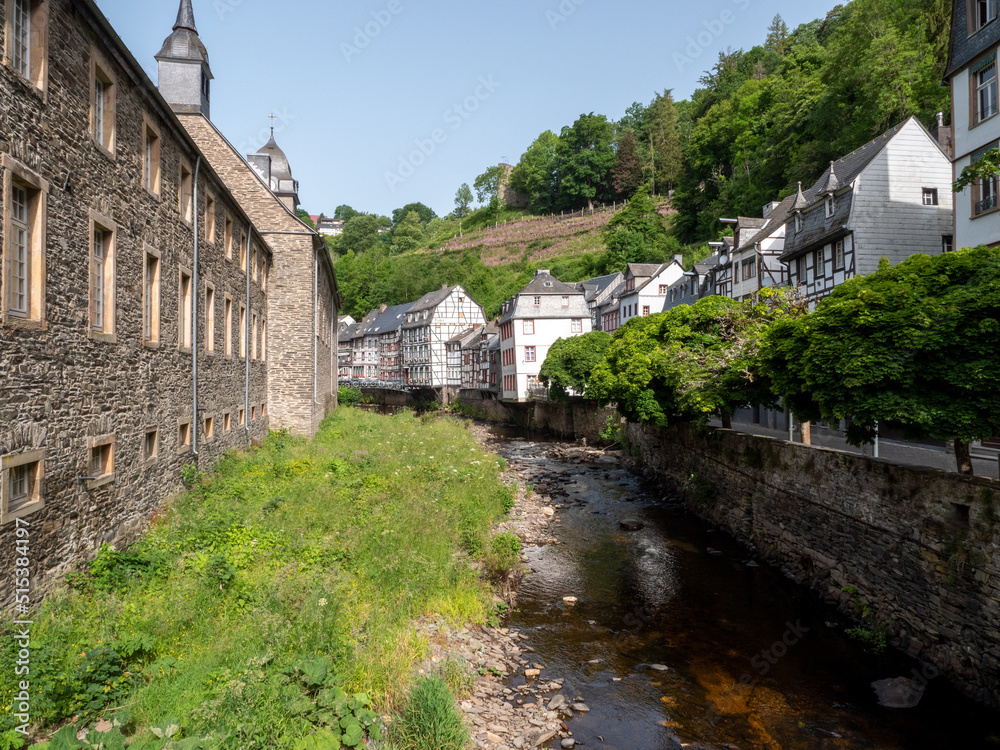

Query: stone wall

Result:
[453,395,615,443]
[0,0,270,604]
[625,421,1000,707]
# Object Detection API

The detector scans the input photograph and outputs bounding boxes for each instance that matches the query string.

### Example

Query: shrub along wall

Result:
[625,421,1000,708]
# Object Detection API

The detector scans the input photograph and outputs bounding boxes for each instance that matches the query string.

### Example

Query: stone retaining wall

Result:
[453,396,616,443]
[625,421,1000,708]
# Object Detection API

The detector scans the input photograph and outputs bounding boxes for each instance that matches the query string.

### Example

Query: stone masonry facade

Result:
[0,0,333,605]
[626,421,1000,708]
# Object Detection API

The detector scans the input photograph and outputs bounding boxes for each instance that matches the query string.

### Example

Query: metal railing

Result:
[976,193,998,215]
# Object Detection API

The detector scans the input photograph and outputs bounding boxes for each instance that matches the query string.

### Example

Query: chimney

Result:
[673,254,683,265]
[762,201,781,217]
[931,111,954,159]
[441,284,448,290]
[535,269,551,276]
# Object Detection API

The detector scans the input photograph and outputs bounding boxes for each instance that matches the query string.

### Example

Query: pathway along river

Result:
[487,427,998,750]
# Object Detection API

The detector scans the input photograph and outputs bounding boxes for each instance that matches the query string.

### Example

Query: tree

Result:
[392,202,437,227]
[765,14,790,55]
[589,291,800,428]
[454,183,474,218]
[601,186,662,271]
[339,214,382,254]
[611,129,645,199]
[334,205,362,222]
[556,113,615,211]
[539,331,612,400]
[761,248,1000,475]
[391,211,424,254]
[509,131,561,213]
[646,91,684,194]
[474,165,504,207]
[296,209,315,227]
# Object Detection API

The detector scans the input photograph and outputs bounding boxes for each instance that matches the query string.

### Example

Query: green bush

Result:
[393,677,468,750]
[485,532,522,581]
[338,386,365,406]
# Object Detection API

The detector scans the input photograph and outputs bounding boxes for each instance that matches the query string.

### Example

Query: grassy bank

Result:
[1,410,514,749]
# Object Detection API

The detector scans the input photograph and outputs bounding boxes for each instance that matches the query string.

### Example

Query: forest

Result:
[322,0,952,320]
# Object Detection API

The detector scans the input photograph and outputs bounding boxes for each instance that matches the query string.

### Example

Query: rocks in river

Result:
[619,519,644,531]
[571,702,590,713]
[532,729,557,746]
[548,694,568,711]
[562,596,579,605]
[872,677,926,708]
[542,507,556,517]
[650,664,670,672]
[561,739,577,748]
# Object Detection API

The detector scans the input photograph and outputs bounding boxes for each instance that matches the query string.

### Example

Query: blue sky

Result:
[98,0,834,219]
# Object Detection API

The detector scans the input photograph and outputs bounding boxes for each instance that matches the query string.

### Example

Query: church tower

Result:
[156,0,214,118]
[246,125,301,213]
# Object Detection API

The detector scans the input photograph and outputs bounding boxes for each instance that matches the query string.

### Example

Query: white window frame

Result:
[1,449,44,524]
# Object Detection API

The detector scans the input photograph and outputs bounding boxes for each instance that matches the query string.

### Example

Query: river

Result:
[488,428,998,750]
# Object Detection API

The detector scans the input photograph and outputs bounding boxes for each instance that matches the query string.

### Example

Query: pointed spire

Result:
[821,161,841,194]
[793,181,809,210]
[173,0,197,34]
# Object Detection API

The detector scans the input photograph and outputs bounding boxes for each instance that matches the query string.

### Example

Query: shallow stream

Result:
[491,430,998,750]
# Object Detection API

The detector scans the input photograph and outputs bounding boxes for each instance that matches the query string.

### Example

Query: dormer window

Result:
[971,0,997,33]
[825,195,834,218]
[794,214,803,233]
[544,281,553,288]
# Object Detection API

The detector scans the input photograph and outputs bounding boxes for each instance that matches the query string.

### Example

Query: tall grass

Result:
[0,410,510,748]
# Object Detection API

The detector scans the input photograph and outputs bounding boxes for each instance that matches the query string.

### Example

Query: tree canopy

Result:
[761,248,1000,471]
[539,331,612,401]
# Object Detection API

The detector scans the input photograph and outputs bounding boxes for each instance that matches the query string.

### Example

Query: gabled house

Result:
[618,260,685,324]
[945,0,1000,250]
[719,202,792,301]
[575,272,623,331]
[498,271,592,401]
[401,286,486,387]
[662,249,726,311]
[367,302,413,386]
[350,309,378,381]
[338,320,358,380]
[780,116,953,308]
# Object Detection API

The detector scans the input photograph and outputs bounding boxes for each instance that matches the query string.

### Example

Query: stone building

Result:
[161,0,339,436]
[0,0,337,602]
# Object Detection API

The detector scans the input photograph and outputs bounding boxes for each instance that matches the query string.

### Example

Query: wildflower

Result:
[318,598,328,607]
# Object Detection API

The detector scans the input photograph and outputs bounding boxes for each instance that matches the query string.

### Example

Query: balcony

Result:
[976,193,998,216]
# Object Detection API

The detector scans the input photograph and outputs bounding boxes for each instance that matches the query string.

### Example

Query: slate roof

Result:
[368,302,415,336]
[156,0,211,66]
[625,263,663,278]
[740,194,797,250]
[518,271,580,296]
[408,286,459,313]
[575,272,622,303]
[946,0,1000,78]
[779,118,924,260]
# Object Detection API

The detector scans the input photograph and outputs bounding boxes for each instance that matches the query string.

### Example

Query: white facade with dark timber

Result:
[401,286,486,387]
[780,117,953,308]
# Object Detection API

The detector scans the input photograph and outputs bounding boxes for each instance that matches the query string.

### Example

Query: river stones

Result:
[872,677,926,708]
[619,519,644,531]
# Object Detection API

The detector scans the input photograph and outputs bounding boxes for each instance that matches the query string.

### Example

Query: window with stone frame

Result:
[523,319,534,335]
[224,294,233,358]
[179,161,193,225]
[3,162,47,327]
[89,215,116,339]
[251,312,258,360]
[1,449,44,524]
[178,268,193,350]
[86,435,114,489]
[144,428,159,462]
[206,193,216,244]
[177,419,192,453]
[142,118,161,195]
[143,247,161,345]
[239,302,247,359]
[571,318,582,333]
[224,215,233,259]
[5,0,47,91]
[204,416,214,441]
[261,320,267,362]
[91,51,115,155]
[525,346,536,362]
[205,284,216,353]
[239,232,247,273]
